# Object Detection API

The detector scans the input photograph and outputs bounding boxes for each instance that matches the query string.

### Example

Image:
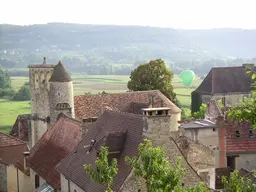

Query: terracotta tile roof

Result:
[0,132,26,148]
[0,133,28,166]
[194,65,255,94]
[121,102,149,114]
[56,110,145,192]
[28,113,83,189]
[10,114,31,142]
[74,90,181,120]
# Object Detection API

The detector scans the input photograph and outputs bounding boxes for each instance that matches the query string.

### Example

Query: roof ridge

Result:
[74,90,160,98]
[57,113,82,125]
[169,136,204,182]
[104,109,144,120]
[0,132,28,146]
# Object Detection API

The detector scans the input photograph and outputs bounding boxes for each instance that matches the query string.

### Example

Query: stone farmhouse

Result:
[1,58,216,192]
[192,64,255,108]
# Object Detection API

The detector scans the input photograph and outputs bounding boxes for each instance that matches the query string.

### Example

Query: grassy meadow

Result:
[0,75,202,133]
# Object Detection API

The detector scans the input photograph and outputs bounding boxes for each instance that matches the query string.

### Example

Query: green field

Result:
[0,75,202,133]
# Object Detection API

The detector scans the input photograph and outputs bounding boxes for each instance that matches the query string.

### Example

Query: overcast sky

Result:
[1,0,255,29]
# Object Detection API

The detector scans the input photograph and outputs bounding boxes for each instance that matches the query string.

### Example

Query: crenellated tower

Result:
[28,57,55,147]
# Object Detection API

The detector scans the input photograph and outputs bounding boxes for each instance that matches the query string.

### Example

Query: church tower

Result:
[49,61,75,124]
[28,57,55,147]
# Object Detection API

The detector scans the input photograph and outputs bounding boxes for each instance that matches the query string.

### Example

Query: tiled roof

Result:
[74,90,181,120]
[0,132,26,147]
[194,65,255,94]
[10,114,31,142]
[0,133,28,166]
[56,110,145,192]
[121,102,149,114]
[49,61,72,82]
[28,113,83,189]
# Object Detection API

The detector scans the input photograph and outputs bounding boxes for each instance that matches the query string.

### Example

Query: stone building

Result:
[192,64,255,109]
[0,133,31,192]
[21,113,83,192]
[28,58,74,148]
[56,108,215,192]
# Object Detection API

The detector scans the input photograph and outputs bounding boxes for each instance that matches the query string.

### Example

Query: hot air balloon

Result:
[179,70,195,86]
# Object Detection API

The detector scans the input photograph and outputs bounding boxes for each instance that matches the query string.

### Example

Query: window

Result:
[222,97,226,106]
[227,156,236,170]
[35,174,40,188]
[249,130,253,138]
[236,130,240,139]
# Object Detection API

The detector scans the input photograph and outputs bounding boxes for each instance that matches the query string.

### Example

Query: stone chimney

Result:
[142,107,176,144]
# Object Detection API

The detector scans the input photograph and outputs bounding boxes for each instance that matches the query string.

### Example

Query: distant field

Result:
[0,75,202,133]
[0,99,30,134]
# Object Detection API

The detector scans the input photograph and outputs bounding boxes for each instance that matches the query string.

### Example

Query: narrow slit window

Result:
[236,130,240,139]
[249,130,253,138]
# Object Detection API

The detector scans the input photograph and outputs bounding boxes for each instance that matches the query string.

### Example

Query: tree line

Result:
[0,64,30,101]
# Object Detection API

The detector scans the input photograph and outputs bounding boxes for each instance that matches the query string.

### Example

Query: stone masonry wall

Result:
[143,116,203,187]
[49,82,75,124]
[0,164,7,192]
[120,171,147,192]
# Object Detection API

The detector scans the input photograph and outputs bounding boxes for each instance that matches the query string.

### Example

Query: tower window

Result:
[236,130,240,139]
[249,130,253,138]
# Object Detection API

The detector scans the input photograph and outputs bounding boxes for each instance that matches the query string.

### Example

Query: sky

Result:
[1,0,256,29]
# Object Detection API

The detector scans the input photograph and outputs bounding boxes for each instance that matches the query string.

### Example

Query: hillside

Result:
[0,23,256,75]
[178,28,256,58]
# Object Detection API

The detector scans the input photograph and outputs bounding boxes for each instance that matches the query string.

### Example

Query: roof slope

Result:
[49,61,72,82]
[0,133,28,165]
[195,66,255,94]
[56,110,145,192]
[0,132,26,147]
[28,113,82,189]
[74,90,181,120]
[10,114,31,142]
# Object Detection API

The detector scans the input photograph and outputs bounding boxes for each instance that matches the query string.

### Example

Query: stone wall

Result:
[0,164,7,192]
[120,171,147,192]
[29,67,54,147]
[49,82,75,124]
[202,93,251,107]
[60,174,85,192]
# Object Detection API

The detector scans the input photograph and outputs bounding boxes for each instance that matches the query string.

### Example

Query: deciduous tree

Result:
[125,139,210,192]
[127,59,180,107]
[84,146,118,192]
[222,170,256,192]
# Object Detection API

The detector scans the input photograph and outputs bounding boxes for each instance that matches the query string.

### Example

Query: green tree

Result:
[84,146,118,192]
[222,170,256,192]
[0,64,11,89]
[228,71,256,129]
[192,104,207,119]
[125,139,210,192]
[12,83,30,101]
[127,59,180,107]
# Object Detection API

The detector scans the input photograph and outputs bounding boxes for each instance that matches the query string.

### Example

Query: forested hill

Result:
[178,28,256,58]
[0,23,256,75]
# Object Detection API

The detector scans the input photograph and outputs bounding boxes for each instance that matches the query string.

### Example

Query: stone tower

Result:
[28,57,55,147]
[49,61,75,124]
